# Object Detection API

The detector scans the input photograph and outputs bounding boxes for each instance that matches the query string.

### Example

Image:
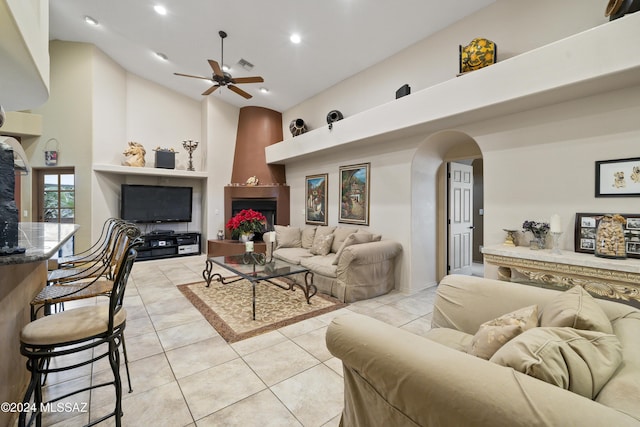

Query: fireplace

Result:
[224,185,290,239]
[223,106,290,239]
[231,199,277,234]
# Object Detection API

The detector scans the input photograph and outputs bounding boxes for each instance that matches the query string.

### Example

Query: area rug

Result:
[178,278,347,343]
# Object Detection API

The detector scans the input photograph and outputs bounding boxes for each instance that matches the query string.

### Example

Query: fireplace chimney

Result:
[225,106,290,238]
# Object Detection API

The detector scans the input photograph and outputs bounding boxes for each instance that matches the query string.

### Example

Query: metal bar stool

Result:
[18,244,139,427]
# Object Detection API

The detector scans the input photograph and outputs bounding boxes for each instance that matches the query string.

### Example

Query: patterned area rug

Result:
[178,278,347,343]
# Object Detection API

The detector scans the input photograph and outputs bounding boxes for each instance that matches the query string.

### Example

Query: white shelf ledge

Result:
[266,14,640,164]
[93,163,208,179]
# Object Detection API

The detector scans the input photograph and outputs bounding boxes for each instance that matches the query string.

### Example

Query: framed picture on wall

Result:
[339,163,370,225]
[305,174,328,225]
[574,212,640,258]
[595,157,640,197]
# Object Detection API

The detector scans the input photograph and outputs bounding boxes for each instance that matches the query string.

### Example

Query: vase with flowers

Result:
[226,209,267,242]
[522,220,550,250]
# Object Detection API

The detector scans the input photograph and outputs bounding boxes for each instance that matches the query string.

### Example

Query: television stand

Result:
[137,232,201,261]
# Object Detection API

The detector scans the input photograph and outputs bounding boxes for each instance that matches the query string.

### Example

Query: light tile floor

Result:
[34,255,438,427]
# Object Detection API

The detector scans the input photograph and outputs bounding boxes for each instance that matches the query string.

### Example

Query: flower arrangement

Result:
[522,220,550,239]
[226,209,266,238]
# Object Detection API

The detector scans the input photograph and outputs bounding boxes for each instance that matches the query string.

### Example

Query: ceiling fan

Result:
[174,31,264,99]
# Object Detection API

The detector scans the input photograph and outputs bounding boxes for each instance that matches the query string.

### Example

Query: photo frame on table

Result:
[595,157,640,197]
[574,212,640,258]
[339,163,370,225]
[305,174,328,225]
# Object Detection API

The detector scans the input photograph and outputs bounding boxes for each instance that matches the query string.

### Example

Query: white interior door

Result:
[448,162,473,276]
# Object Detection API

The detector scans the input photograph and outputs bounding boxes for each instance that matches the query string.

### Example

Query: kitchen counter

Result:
[0,222,78,427]
[0,222,80,265]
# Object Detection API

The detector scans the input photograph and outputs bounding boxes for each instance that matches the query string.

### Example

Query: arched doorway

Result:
[410,130,482,290]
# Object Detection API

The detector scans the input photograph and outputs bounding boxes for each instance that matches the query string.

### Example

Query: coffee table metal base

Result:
[202,259,317,320]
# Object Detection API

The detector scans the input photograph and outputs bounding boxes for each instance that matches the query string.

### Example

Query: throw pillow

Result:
[274,225,301,249]
[331,227,359,254]
[301,227,317,249]
[314,226,336,240]
[468,305,538,360]
[490,327,623,399]
[540,285,613,334]
[332,232,375,265]
[310,233,334,256]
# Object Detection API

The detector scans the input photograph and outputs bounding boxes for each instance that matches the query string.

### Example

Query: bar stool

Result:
[18,245,139,427]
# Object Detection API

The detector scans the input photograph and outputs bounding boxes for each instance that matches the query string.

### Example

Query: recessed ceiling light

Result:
[260,87,269,94]
[154,5,167,15]
[290,33,301,44]
[222,64,231,72]
[84,15,99,26]
[155,52,168,61]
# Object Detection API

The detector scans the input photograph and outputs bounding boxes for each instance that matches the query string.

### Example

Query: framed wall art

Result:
[339,163,370,225]
[595,157,640,197]
[574,212,640,258]
[305,174,328,225]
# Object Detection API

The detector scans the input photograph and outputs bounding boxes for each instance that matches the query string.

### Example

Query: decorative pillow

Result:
[490,327,623,399]
[274,225,301,249]
[314,226,336,240]
[332,232,375,265]
[310,234,334,256]
[301,227,317,249]
[331,227,359,253]
[541,285,613,334]
[468,305,538,360]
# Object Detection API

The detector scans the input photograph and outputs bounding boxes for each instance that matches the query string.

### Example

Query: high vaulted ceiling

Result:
[49,0,494,112]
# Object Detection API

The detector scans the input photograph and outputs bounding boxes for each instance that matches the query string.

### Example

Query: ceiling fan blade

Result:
[228,85,252,99]
[231,76,264,84]
[202,85,221,96]
[174,72,211,80]
[208,60,224,78]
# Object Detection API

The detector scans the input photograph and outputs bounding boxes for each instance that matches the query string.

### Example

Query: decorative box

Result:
[155,151,175,169]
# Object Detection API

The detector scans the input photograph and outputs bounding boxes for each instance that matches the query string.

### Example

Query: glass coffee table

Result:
[202,253,317,320]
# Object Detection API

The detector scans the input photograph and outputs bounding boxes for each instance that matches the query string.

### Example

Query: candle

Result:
[550,214,561,233]
[245,241,254,252]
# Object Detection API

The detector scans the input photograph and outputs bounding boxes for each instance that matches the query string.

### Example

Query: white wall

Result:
[278,0,627,292]
[282,0,607,137]
[30,41,94,248]
[125,74,202,171]
[203,96,240,237]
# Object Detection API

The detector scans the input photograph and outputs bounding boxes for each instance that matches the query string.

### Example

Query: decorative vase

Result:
[239,233,254,243]
[326,110,343,130]
[529,236,546,250]
[289,118,308,137]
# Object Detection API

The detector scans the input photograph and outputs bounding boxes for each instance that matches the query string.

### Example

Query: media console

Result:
[137,232,201,261]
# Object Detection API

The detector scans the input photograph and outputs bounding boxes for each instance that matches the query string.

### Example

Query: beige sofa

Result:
[270,225,401,302]
[327,274,640,427]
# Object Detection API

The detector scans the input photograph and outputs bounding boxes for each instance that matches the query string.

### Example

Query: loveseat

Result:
[270,225,401,303]
[326,274,640,427]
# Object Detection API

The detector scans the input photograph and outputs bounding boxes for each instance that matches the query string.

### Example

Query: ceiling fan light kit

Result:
[174,30,264,99]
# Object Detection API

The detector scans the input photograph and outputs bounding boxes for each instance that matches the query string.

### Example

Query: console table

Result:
[207,239,266,257]
[482,245,640,306]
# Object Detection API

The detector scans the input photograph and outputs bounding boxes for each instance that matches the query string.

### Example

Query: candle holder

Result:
[181,140,199,171]
[551,231,563,255]
[503,229,518,247]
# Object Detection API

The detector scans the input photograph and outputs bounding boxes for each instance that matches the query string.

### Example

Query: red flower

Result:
[226,209,267,235]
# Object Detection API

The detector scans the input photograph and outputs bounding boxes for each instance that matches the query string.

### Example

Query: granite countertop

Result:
[0,222,80,266]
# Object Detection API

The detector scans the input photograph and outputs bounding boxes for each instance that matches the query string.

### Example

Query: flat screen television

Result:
[120,184,193,223]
